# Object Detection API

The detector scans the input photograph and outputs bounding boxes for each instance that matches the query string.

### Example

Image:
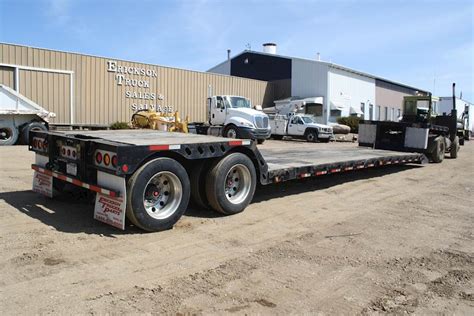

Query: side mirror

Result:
[253,104,263,111]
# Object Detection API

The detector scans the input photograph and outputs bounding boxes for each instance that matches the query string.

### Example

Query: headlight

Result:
[240,121,255,128]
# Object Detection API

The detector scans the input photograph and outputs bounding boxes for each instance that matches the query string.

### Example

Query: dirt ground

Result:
[0,141,473,314]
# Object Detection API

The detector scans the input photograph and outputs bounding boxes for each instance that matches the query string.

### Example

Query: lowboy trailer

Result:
[29,129,427,232]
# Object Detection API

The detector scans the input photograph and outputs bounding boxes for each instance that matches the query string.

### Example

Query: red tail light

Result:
[96,152,103,164]
[62,148,66,155]
[112,155,118,167]
[72,150,76,158]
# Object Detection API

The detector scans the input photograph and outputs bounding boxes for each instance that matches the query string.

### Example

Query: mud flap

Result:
[32,171,53,198]
[94,171,127,230]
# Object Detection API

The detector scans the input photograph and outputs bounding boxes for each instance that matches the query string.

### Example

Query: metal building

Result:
[209,45,427,124]
[0,43,276,126]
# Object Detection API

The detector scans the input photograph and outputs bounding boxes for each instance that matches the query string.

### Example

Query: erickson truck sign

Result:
[107,60,173,113]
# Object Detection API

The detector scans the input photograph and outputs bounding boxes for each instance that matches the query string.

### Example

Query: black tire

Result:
[459,136,465,146]
[223,125,239,139]
[450,136,459,159]
[272,135,284,140]
[257,139,265,145]
[0,124,19,146]
[431,137,445,163]
[190,161,210,210]
[126,158,190,232]
[305,130,317,142]
[21,122,48,145]
[205,153,256,215]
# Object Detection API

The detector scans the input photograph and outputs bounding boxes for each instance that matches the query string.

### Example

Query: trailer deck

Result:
[259,144,426,183]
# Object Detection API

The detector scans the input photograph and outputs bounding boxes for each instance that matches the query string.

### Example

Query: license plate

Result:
[66,163,77,176]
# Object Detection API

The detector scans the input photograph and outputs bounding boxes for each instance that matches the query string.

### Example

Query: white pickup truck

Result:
[269,113,334,142]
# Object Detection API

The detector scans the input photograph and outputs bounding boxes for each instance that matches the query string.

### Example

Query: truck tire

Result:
[272,135,283,140]
[459,136,465,145]
[450,136,459,159]
[126,157,190,232]
[0,123,19,146]
[224,125,239,139]
[190,161,210,210]
[205,153,256,215]
[431,137,445,163]
[21,121,48,145]
[305,130,317,142]
[257,139,265,145]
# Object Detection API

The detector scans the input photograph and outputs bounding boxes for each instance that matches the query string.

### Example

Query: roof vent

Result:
[263,43,277,55]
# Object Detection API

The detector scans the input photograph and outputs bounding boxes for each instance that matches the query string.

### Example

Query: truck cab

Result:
[207,95,271,143]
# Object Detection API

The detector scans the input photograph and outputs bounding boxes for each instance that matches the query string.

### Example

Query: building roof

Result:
[209,50,429,94]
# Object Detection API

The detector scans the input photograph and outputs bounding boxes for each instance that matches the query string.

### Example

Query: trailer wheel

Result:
[272,135,283,140]
[224,125,239,139]
[21,122,47,145]
[450,136,459,159]
[431,137,445,163]
[0,123,19,146]
[305,130,317,142]
[205,153,256,215]
[126,158,190,232]
[190,161,210,210]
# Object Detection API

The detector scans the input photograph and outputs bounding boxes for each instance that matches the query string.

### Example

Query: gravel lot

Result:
[0,141,473,314]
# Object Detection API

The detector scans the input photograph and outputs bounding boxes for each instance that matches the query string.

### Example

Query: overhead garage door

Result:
[19,69,71,124]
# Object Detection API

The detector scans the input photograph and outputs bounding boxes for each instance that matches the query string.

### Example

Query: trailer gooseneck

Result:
[29,129,427,232]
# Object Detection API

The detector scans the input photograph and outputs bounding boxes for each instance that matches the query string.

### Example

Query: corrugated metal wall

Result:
[0,43,272,125]
[0,65,14,88]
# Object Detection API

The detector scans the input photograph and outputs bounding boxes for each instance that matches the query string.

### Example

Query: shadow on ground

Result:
[0,164,421,234]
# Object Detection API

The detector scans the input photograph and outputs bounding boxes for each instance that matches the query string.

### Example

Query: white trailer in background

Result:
[438,97,473,139]
[0,84,55,145]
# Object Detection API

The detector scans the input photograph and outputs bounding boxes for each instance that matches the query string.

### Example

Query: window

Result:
[390,108,395,121]
[360,102,365,114]
[330,109,342,117]
[369,104,374,120]
[376,105,381,120]
[384,107,388,121]
[397,109,401,120]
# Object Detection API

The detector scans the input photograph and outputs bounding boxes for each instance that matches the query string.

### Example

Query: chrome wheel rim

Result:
[0,128,12,141]
[224,164,251,204]
[226,128,237,138]
[143,171,182,219]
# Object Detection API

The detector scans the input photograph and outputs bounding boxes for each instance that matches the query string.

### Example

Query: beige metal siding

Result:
[0,66,14,88]
[1,43,272,125]
[18,69,70,123]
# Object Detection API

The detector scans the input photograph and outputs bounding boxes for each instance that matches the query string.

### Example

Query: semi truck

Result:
[269,113,334,142]
[359,84,461,162]
[29,127,427,232]
[193,95,271,144]
[0,84,55,146]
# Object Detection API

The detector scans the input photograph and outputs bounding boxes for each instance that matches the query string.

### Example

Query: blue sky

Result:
[1,0,473,100]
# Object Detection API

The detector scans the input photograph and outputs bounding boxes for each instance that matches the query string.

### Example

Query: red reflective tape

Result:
[72,179,82,186]
[330,169,340,173]
[109,191,117,198]
[58,174,68,181]
[149,145,170,151]
[229,140,242,146]
[316,171,327,176]
[89,185,101,193]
